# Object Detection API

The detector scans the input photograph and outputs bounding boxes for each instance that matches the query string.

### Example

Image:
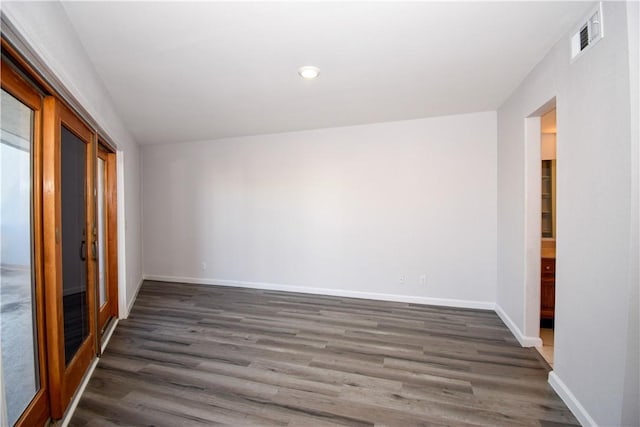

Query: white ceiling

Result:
[62,1,594,145]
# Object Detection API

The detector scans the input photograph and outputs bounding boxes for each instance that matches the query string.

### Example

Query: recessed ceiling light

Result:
[298,66,320,80]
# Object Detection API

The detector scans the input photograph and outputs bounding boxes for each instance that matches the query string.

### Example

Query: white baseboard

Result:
[59,319,120,427]
[123,276,144,319]
[59,320,120,426]
[142,274,495,310]
[101,318,119,349]
[495,304,542,347]
[549,371,597,427]
[60,358,99,427]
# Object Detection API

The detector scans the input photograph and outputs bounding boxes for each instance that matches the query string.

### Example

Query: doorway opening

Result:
[523,98,557,367]
[539,107,556,366]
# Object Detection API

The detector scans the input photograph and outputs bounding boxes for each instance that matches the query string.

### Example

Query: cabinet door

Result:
[540,278,555,319]
[541,258,555,275]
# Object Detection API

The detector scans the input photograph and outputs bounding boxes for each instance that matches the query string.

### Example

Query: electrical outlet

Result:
[201,262,207,271]
[399,275,405,285]
[419,274,427,285]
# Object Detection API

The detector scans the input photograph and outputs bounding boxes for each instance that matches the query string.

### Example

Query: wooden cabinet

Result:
[541,160,556,238]
[540,257,555,320]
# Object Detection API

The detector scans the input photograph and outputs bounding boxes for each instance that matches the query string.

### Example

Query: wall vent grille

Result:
[579,25,589,50]
[571,3,604,62]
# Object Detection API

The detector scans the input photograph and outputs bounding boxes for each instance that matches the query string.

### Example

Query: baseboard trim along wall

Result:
[60,318,119,427]
[60,358,99,427]
[494,304,543,347]
[142,275,496,311]
[100,318,119,350]
[124,277,145,319]
[548,372,597,427]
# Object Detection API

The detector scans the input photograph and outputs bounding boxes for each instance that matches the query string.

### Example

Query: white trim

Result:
[523,116,543,340]
[142,275,495,310]
[549,371,598,427]
[124,277,144,318]
[495,303,542,347]
[59,358,99,427]
[100,318,119,350]
[59,320,119,427]
[116,151,128,319]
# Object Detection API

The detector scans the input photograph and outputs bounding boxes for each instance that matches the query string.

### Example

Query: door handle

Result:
[92,241,98,260]
[80,240,87,261]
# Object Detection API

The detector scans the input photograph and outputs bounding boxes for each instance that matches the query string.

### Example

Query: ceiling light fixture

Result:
[298,66,320,80]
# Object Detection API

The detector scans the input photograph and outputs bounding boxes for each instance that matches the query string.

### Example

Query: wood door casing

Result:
[42,96,97,419]
[96,144,118,333]
[105,148,118,323]
[1,56,51,427]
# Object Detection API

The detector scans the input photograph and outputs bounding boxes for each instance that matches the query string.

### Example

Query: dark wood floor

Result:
[70,281,578,426]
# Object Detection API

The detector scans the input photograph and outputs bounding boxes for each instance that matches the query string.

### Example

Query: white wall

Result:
[622,2,639,425]
[143,112,497,307]
[1,2,144,315]
[497,2,638,426]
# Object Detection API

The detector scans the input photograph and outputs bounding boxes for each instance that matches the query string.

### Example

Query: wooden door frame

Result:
[1,55,51,427]
[105,148,119,323]
[42,96,97,419]
[96,142,119,335]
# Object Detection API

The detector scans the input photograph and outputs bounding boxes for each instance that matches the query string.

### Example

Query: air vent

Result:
[579,25,589,50]
[571,3,604,61]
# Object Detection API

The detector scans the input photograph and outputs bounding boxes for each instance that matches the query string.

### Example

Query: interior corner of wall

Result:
[122,276,144,319]
[495,303,542,347]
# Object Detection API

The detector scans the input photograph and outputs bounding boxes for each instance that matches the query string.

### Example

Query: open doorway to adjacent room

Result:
[538,107,556,366]
[524,98,557,367]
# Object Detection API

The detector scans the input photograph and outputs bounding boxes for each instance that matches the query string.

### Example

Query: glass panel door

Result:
[96,145,117,334]
[0,89,39,426]
[43,96,96,419]
[2,43,117,425]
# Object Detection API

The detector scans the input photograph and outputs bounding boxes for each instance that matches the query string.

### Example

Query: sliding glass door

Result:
[1,83,40,427]
[43,97,97,419]
[2,42,120,425]
[0,61,49,427]
[96,144,118,334]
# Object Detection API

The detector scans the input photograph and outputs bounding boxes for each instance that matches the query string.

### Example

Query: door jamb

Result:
[524,97,556,345]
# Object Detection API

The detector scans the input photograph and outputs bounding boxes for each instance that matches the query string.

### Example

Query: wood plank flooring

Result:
[70,281,578,426]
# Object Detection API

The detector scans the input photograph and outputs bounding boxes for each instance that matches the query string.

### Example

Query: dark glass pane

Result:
[61,126,89,365]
